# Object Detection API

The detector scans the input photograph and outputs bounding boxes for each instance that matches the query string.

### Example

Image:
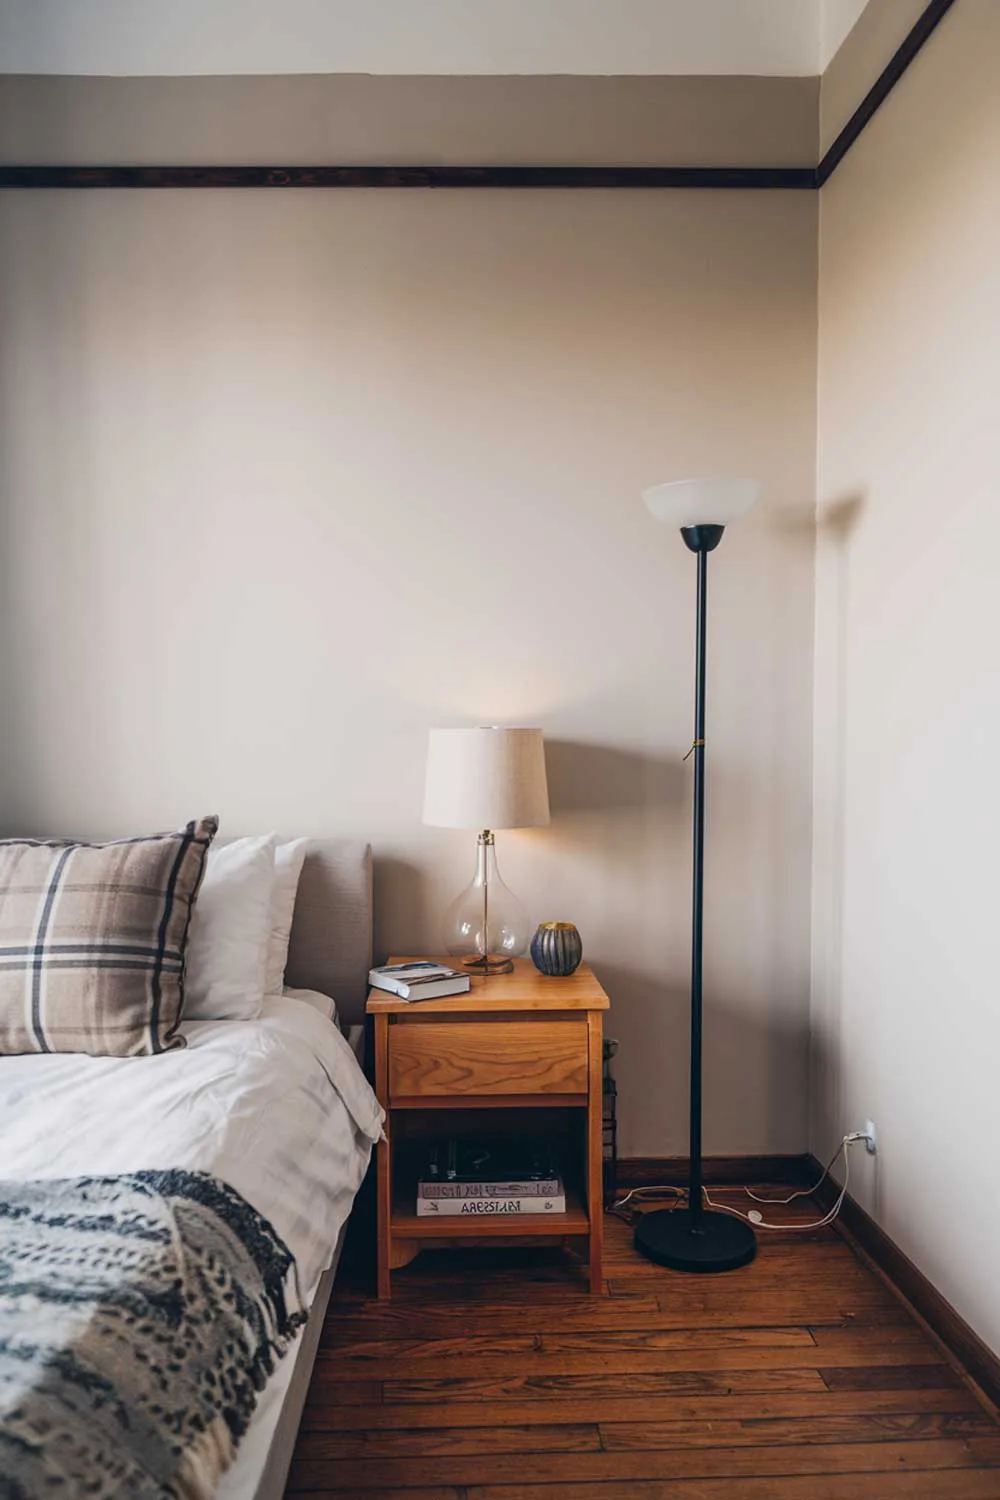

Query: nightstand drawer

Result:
[388,1020,588,1098]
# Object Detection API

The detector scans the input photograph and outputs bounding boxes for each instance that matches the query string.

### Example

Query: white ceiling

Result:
[0,0,871,78]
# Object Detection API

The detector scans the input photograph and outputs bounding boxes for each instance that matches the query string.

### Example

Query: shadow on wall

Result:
[544,738,686,815]
[596,960,809,1157]
[373,857,434,962]
[811,489,867,1158]
[371,739,686,956]
[809,1018,882,1220]
[369,738,808,1154]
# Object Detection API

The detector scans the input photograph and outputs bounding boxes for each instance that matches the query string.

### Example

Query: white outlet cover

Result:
[863,1119,877,1155]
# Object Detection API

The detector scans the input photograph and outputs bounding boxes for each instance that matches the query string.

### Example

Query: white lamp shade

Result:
[643,476,760,528]
[423,727,550,830]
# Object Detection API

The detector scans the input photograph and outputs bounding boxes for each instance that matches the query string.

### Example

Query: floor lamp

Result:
[634,475,760,1274]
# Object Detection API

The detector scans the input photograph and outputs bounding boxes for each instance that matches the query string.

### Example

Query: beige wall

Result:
[0,72,817,168]
[3,7,995,1344]
[813,0,1000,1349]
[0,77,818,1158]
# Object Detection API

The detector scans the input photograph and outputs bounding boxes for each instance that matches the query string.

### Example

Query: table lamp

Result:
[423,726,550,975]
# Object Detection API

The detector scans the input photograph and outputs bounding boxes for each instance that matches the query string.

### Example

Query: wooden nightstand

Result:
[367,957,610,1298]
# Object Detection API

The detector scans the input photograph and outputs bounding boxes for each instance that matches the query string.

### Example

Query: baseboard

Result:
[807,1154,1000,1412]
[617,1154,812,1189]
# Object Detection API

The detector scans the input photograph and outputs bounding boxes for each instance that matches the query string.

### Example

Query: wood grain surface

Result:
[367,959,610,1014]
[287,1186,1000,1496]
[388,1021,589,1098]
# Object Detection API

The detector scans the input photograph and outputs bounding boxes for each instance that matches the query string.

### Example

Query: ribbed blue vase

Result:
[530,922,583,977]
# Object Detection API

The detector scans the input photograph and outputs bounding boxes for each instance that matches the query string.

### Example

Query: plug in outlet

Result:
[861,1119,877,1155]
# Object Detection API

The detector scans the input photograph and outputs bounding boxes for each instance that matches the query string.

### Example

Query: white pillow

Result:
[184,835,277,1020]
[264,837,309,996]
[282,986,339,1027]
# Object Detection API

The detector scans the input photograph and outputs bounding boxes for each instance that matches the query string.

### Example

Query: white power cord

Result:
[703,1131,869,1232]
[611,1183,685,1219]
[613,1131,870,1233]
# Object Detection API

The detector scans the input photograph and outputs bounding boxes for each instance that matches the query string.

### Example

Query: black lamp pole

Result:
[634,522,757,1273]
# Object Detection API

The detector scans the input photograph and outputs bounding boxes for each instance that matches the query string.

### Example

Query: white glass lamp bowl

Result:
[423,726,550,976]
[643,476,760,530]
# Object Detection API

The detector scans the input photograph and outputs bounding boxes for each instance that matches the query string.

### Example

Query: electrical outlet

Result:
[862,1119,877,1155]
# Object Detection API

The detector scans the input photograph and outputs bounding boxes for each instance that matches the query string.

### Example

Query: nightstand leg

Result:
[587,1011,604,1295]
[374,1016,392,1300]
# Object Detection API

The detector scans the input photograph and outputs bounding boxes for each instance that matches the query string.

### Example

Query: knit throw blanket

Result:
[0,1170,307,1499]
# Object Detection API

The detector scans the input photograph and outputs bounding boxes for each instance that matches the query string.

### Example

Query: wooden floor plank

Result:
[301,1385,982,1432]
[378,1368,835,1403]
[461,1478,1000,1500]
[316,1336,939,1383]
[289,1491,461,1500]
[295,1410,996,1462]
[287,1192,1000,1497]
[318,1325,820,1366]
[310,1379,381,1406]
[321,1298,908,1342]
[287,1436,1000,1491]
[607,1276,882,1297]
[285,1479,1000,1500]
[295,1421,601,1459]
[599,1410,998,1449]
[821,1361,967,1390]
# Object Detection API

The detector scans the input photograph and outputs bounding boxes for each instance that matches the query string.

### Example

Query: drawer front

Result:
[388,1020,589,1098]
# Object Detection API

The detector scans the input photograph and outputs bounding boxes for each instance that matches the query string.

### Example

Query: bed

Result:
[0,838,380,1500]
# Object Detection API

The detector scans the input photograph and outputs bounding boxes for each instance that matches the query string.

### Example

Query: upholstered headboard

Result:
[283,840,373,1026]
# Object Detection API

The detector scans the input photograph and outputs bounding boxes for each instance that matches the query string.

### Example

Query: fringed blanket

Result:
[0,1170,307,1499]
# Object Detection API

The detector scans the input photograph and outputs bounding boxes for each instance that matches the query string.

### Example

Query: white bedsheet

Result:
[0,996,383,1303]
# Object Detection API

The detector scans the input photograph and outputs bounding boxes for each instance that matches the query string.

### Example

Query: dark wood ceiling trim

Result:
[0,163,817,190]
[816,0,958,186]
[0,0,957,192]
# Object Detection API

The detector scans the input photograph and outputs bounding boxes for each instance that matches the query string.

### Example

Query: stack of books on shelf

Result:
[416,1139,566,1217]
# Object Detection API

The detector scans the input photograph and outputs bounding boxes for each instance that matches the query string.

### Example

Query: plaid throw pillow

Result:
[0,816,218,1057]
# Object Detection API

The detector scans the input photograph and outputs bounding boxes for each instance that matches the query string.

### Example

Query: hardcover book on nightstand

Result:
[368,962,470,1000]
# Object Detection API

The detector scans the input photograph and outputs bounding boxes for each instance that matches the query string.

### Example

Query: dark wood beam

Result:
[817,0,960,186]
[0,163,817,191]
[0,1,960,191]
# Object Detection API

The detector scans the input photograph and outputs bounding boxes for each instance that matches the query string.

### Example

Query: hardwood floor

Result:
[286,1187,1000,1498]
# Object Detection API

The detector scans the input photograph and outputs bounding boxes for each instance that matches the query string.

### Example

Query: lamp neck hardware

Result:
[680,523,725,553]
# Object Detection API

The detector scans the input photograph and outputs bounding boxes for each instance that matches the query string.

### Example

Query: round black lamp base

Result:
[634,1207,757,1273]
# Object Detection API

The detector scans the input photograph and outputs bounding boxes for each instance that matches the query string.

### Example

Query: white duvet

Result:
[0,996,384,1302]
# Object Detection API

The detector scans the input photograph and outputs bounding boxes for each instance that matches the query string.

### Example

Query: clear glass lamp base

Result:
[443,831,530,977]
[461,953,515,976]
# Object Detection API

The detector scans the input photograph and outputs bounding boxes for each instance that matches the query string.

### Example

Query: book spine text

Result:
[416,1195,567,1217]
